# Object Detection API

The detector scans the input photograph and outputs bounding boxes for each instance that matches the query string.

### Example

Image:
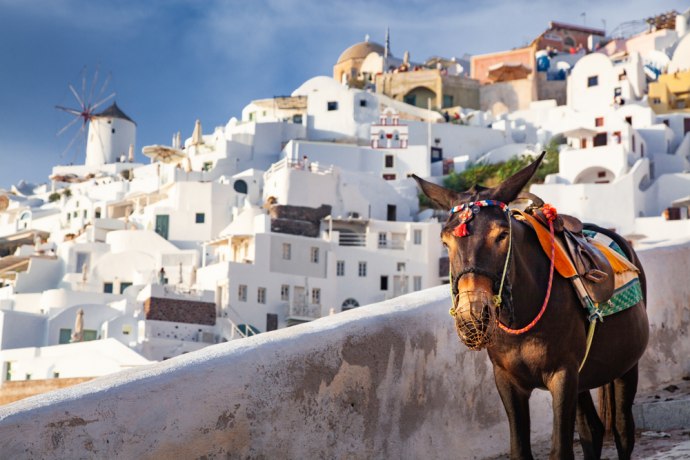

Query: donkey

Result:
[413,153,648,459]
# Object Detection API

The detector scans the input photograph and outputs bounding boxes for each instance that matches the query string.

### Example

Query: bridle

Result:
[447,199,558,341]
[447,199,513,317]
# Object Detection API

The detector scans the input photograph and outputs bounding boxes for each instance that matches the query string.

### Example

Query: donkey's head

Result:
[412,153,545,349]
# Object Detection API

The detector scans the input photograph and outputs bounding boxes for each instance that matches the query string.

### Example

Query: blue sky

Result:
[0,0,686,188]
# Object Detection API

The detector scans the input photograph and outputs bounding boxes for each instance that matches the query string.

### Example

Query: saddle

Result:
[516,193,615,305]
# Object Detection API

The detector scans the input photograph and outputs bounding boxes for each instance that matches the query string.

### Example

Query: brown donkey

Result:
[413,153,648,459]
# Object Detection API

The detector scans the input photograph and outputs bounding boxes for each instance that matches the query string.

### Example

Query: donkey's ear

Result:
[411,174,459,210]
[492,151,546,203]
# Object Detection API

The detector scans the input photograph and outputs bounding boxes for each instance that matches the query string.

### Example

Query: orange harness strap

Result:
[513,210,577,279]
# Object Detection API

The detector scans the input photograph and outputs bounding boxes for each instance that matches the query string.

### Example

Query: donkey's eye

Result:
[496,231,509,243]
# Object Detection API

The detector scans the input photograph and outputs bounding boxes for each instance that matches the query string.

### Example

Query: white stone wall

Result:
[0,242,688,458]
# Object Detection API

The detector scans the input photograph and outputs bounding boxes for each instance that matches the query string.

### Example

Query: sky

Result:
[0,0,686,188]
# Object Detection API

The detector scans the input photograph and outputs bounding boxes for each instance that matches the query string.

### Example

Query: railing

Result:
[377,240,405,250]
[287,302,321,320]
[339,233,366,247]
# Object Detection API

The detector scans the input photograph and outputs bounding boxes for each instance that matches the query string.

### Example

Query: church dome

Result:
[337,41,385,64]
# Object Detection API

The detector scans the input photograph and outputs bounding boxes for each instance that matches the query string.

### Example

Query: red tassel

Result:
[453,223,469,237]
[542,204,558,222]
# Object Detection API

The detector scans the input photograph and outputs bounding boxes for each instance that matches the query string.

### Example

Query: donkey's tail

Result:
[598,383,614,433]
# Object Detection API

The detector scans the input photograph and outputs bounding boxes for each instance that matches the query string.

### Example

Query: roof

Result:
[548,21,605,37]
[337,41,385,64]
[95,102,136,125]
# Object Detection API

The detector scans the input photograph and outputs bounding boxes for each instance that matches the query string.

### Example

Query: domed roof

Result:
[337,41,385,64]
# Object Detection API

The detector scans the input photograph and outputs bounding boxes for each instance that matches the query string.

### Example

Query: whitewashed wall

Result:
[0,242,688,459]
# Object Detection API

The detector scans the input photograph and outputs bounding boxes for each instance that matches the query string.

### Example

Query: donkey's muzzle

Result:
[451,291,497,350]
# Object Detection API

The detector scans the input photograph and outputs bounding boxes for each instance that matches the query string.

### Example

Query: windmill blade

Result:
[97,72,112,101]
[89,65,100,106]
[55,105,83,116]
[92,92,115,111]
[60,124,86,159]
[69,84,85,108]
[56,115,81,136]
[81,67,87,106]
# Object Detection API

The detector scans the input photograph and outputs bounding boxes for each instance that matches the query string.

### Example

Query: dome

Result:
[337,41,385,64]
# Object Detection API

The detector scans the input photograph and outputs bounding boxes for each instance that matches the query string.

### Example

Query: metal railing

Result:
[339,233,366,247]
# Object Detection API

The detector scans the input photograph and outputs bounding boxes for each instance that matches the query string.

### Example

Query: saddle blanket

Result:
[582,229,643,317]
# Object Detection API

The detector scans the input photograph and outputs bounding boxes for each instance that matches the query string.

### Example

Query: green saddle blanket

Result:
[583,229,643,318]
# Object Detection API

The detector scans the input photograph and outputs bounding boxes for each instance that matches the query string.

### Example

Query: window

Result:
[202,161,213,171]
[413,276,422,291]
[593,132,607,147]
[281,284,290,301]
[625,116,632,125]
[119,282,132,294]
[632,135,636,152]
[83,210,87,218]
[380,276,389,290]
[404,94,416,106]
[336,260,345,276]
[650,97,661,104]
[257,287,266,304]
[103,282,113,294]
[430,146,443,163]
[358,262,367,277]
[613,131,621,144]
[387,204,396,222]
[397,262,406,272]
[238,284,247,302]
[311,288,321,304]
[595,117,604,127]
[587,76,598,87]
[378,232,387,248]
[614,87,622,97]
[442,94,454,108]
[59,328,72,344]
[597,171,607,178]
[342,298,360,310]
[413,229,422,245]
[310,247,319,263]
[327,101,338,111]
[195,213,205,224]
[233,179,248,194]
[641,143,644,157]
[122,325,132,336]
[563,36,575,47]
[384,155,394,168]
[282,243,291,260]
[382,174,396,180]
[249,112,255,121]
[359,99,367,107]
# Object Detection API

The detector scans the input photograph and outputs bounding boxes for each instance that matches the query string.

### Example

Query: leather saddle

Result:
[517,193,615,304]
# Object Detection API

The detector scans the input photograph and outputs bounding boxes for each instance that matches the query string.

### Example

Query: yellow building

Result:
[648,70,690,114]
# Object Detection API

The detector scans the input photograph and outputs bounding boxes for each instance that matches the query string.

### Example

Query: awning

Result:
[142,145,186,165]
[487,62,531,82]
[561,127,599,138]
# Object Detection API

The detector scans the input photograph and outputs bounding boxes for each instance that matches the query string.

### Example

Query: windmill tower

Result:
[85,102,136,167]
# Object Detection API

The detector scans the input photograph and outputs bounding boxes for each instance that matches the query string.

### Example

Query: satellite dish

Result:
[0,195,8,212]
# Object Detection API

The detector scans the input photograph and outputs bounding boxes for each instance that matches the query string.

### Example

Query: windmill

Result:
[55,66,115,163]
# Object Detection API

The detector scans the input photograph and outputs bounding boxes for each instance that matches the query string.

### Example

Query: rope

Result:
[579,321,597,372]
[498,218,555,335]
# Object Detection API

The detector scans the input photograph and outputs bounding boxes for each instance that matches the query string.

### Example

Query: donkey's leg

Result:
[546,368,579,460]
[611,364,639,460]
[576,390,604,460]
[494,366,534,460]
